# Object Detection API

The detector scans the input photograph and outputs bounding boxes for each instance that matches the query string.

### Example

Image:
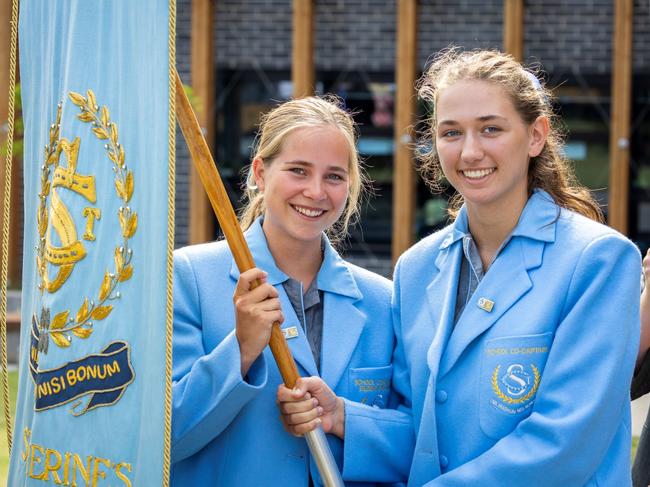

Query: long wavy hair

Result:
[239,95,367,243]
[417,48,603,222]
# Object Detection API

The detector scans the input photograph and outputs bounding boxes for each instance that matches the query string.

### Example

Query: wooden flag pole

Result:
[174,69,344,487]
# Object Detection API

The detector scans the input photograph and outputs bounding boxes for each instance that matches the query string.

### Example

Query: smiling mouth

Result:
[461,168,496,180]
[291,205,326,218]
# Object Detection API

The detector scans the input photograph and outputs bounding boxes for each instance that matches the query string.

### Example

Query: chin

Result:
[460,191,500,208]
[289,227,325,243]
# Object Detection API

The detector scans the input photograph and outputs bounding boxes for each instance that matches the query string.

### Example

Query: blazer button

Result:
[435,390,448,403]
[439,455,449,469]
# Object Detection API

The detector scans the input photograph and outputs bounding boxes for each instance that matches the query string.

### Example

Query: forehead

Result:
[278,126,350,167]
[435,80,519,122]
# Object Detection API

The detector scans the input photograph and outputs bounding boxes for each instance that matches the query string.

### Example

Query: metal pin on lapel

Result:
[477,297,495,312]
[282,326,299,339]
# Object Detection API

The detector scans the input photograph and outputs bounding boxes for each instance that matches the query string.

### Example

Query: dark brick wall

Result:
[215,0,293,70]
[633,0,650,72]
[524,0,614,75]
[315,0,396,72]
[418,0,503,67]
[175,0,192,248]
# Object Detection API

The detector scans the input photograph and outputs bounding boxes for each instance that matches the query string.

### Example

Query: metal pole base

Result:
[305,427,344,487]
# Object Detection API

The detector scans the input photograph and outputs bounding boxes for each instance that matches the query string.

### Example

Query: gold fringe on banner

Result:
[0,0,20,455]
[163,0,177,485]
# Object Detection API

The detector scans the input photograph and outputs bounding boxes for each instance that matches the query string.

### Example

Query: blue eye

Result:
[289,167,306,175]
[326,173,345,181]
[441,129,461,138]
[482,126,501,134]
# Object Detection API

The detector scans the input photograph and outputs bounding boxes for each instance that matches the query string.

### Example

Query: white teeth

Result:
[293,205,324,217]
[462,168,495,179]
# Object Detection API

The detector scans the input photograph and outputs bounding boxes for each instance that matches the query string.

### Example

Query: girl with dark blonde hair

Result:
[170,96,412,486]
[279,49,641,486]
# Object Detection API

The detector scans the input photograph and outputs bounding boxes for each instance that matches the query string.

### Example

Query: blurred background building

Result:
[172,0,648,277]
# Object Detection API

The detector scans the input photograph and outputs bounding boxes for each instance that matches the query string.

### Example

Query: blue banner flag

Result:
[9,1,175,485]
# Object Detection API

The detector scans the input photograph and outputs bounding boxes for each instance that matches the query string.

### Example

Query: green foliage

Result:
[183,83,203,113]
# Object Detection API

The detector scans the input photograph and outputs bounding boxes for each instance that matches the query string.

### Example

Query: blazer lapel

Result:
[438,237,544,378]
[279,289,320,377]
[320,292,366,389]
[425,240,463,377]
[318,237,364,389]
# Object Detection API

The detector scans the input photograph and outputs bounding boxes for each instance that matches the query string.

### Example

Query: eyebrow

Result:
[281,160,349,173]
[438,115,506,126]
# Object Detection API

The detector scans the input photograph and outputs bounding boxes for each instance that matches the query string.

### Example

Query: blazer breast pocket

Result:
[479,332,553,439]
[347,365,393,408]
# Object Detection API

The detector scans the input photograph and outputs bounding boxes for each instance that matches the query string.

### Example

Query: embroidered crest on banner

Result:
[490,363,540,414]
[30,91,136,415]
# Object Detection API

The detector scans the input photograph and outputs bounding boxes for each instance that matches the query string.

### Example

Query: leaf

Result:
[118,145,125,166]
[76,298,90,323]
[50,311,69,330]
[118,208,127,232]
[37,207,48,237]
[110,123,118,144]
[115,178,126,200]
[50,331,70,348]
[68,92,86,107]
[77,111,95,122]
[108,150,118,163]
[125,171,134,202]
[123,213,138,238]
[91,305,113,321]
[100,106,109,127]
[72,327,93,339]
[99,271,112,302]
[86,89,97,111]
[47,152,58,165]
[114,247,124,272]
[118,264,133,282]
[92,127,109,139]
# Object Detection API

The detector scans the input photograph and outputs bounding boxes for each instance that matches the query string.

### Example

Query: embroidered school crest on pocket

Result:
[491,363,540,412]
[479,332,553,438]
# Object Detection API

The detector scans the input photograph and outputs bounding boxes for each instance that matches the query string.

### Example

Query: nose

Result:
[303,177,326,201]
[460,133,484,163]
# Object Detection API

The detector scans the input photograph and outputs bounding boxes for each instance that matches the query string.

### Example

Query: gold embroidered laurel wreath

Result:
[491,364,540,405]
[35,90,137,350]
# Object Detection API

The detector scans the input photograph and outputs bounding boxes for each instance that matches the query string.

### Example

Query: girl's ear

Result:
[528,115,550,158]
[252,157,265,192]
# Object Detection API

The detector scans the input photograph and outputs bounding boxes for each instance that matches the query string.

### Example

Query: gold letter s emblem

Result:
[42,137,96,293]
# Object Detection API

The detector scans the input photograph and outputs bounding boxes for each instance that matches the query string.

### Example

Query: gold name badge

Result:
[282,326,299,339]
[477,297,495,313]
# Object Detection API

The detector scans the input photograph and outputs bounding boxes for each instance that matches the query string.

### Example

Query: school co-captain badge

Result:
[491,363,540,414]
[30,91,136,416]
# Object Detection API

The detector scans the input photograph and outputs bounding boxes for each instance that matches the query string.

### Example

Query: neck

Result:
[263,226,323,289]
[465,192,528,270]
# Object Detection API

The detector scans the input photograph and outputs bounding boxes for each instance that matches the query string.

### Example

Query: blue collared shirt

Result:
[454,232,513,323]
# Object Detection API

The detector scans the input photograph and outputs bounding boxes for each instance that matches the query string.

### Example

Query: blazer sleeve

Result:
[170,250,268,462]
[425,234,641,486]
[340,262,415,483]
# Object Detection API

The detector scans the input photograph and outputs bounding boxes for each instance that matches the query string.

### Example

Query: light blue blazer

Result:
[393,190,641,486]
[170,219,413,486]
